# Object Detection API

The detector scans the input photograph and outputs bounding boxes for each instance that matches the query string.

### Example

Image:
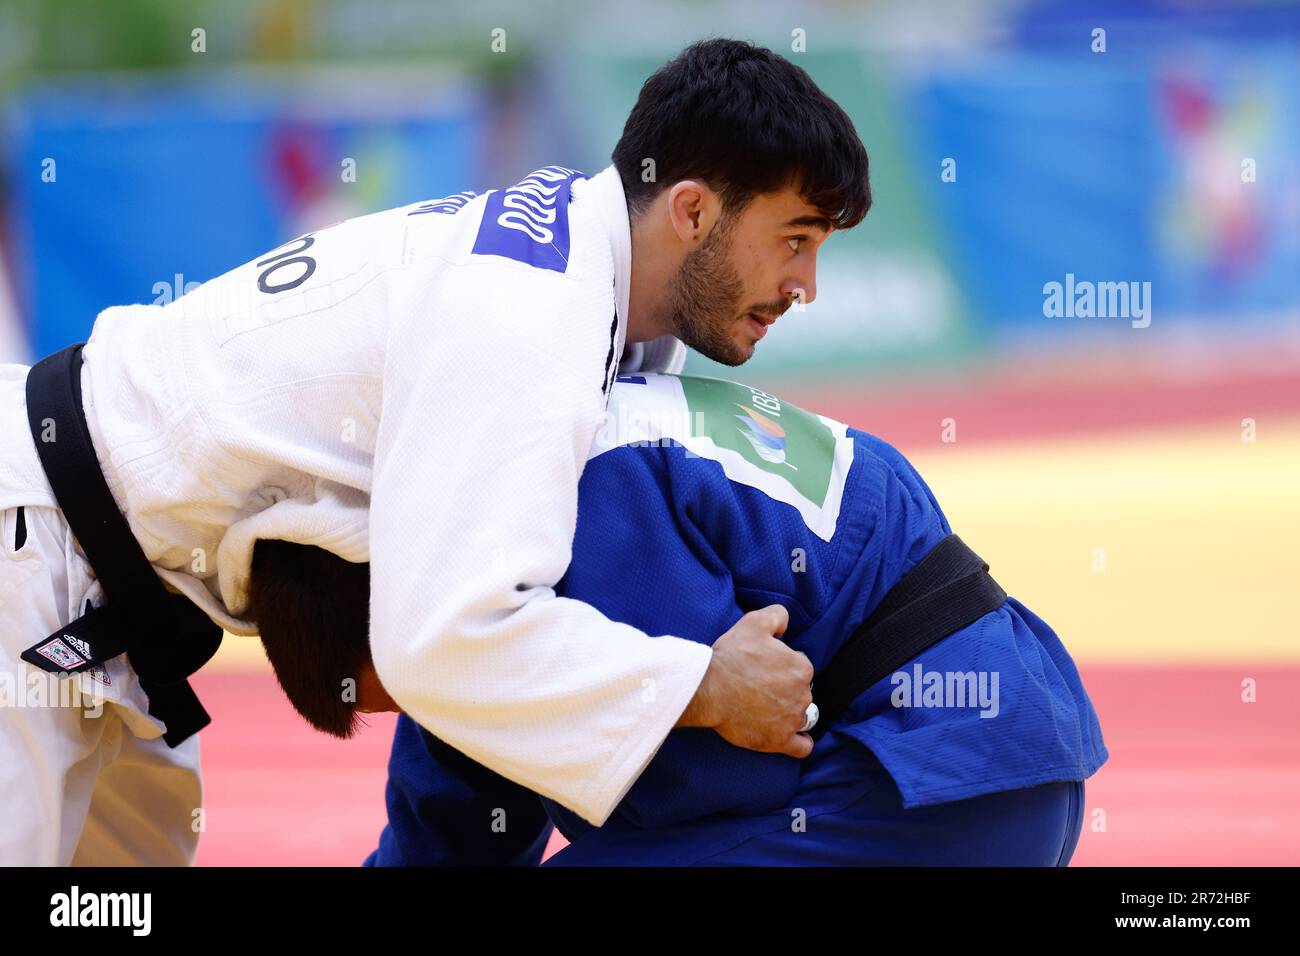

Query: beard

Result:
[664,216,753,367]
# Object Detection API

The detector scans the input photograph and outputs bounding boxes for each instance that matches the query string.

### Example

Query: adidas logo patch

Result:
[63,635,92,658]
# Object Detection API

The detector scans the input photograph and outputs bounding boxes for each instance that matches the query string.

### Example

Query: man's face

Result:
[666,186,832,366]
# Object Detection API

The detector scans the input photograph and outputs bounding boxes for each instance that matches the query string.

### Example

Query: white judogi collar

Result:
[583,164,687,375]
[584,165,634,332]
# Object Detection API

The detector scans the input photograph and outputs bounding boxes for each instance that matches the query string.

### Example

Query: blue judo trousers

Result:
[366,374,1108,866]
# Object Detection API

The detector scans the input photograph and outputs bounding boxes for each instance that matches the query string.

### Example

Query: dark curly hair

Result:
[613,38,871,229]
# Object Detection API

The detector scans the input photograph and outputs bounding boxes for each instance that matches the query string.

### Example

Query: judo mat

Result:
[191,360,1300,866]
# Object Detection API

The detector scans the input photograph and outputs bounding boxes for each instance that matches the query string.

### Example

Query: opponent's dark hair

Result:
[613,38,871,228]
[247,539,372,739]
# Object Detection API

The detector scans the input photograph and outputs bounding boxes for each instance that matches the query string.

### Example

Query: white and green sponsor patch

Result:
[594,373,854,541]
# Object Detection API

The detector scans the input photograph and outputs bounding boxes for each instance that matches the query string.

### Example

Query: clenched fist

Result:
[675,604,815,758]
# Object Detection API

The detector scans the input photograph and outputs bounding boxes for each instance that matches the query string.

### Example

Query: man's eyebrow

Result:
[782,215,832,233]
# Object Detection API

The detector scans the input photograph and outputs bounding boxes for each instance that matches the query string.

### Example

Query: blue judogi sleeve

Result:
[364,713,552,867]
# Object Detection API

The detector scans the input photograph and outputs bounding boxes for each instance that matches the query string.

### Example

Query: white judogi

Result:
[0,164,711,864]
[0,494,200,865]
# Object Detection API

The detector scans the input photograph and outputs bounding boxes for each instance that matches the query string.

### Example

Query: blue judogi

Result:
[366,374,1107,866]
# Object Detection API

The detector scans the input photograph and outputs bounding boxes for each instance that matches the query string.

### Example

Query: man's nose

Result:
[782,271,817,308]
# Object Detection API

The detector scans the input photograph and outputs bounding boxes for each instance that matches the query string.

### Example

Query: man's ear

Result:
[665,180,722,245]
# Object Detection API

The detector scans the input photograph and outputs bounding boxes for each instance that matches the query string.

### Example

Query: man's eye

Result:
[787,237,802,253]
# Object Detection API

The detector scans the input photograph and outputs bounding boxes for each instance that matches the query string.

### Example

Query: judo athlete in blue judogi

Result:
[366,372,1109,866]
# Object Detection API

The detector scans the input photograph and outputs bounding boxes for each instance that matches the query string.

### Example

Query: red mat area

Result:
[190,672,398,867]
[1070,666,1300,866]
[783,364,1300,451]
[190,666,1300,866]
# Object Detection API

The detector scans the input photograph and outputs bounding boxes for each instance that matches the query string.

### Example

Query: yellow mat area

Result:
[911,417,1300,664]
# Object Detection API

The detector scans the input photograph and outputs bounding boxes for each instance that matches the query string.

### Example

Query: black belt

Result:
[810,533,1007,740]
[20,343,222,747]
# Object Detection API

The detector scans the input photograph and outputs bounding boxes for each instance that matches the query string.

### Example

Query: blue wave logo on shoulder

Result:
[407,192,478,216]
[471,166,585,273]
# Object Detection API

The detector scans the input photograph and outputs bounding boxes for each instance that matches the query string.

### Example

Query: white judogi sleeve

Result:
[368,188,711,827]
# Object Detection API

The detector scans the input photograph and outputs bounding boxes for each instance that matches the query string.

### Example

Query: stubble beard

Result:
[665,217,752,367]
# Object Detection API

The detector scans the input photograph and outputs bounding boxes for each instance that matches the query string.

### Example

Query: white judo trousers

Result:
[0,503,200,865]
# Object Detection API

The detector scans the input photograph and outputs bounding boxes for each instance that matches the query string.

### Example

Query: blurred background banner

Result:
[1,0,1297,867]
[910,46,1300,344]
[6,71,489,355]
[3,0,1297,375]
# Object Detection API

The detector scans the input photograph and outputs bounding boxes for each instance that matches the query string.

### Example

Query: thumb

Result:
[755,603,789,640]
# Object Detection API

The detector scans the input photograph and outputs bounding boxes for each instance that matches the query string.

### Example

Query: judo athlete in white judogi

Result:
[0,39,873,865]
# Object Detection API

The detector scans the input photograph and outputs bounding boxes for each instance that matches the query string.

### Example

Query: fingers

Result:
[735,603,789,639]
[778,731,815,759]
[792,650,813,684]
[756,603,789,639]
[776,688,816,759]
[713,603,818,759]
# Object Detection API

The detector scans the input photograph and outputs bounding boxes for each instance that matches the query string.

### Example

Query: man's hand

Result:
[674,604,815,759]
